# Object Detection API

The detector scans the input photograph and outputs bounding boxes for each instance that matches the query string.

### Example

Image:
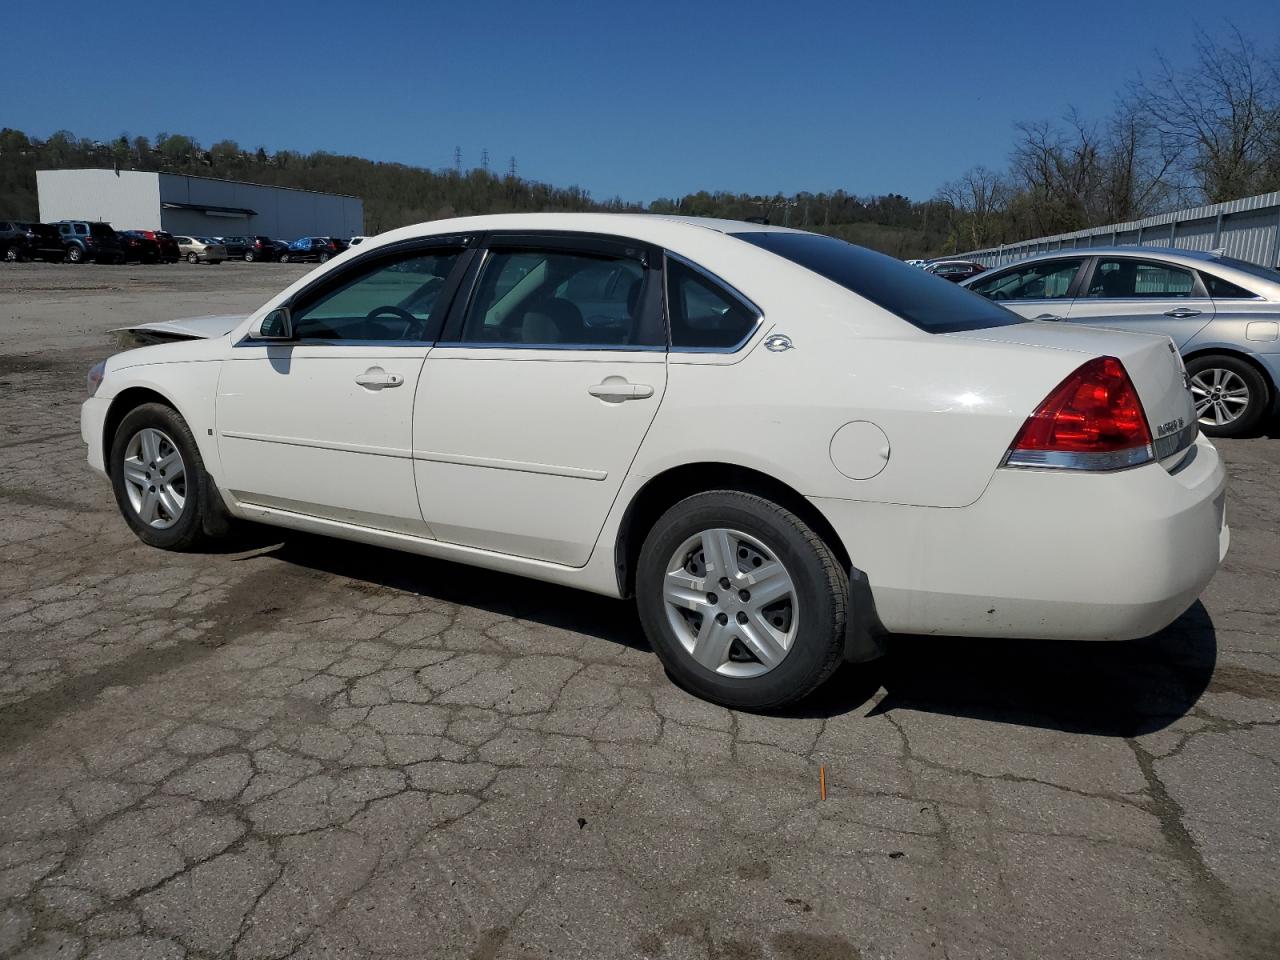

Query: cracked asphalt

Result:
[1,262,1278,960]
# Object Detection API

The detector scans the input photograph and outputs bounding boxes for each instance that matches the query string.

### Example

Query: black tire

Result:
[1185,354,1271,438]
[319,252,330,263]
[187,252,199,264]
[279,252,290,263]
[67,245,84,264]
[636,490,848,711]
[4,246,22,263]
[244,250,255,262]
[109,403,215,550]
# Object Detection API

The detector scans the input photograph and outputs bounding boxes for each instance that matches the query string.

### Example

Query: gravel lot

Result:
[1,261,1277,960]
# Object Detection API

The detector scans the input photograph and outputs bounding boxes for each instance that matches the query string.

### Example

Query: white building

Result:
[36,169,364,240]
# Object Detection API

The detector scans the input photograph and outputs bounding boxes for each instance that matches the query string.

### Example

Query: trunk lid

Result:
[948,321,1197,464]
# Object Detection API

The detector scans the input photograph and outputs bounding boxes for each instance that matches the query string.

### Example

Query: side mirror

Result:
[251,307,292,340]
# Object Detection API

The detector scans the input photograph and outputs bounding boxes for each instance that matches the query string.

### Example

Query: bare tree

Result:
[1132,24,1280,202]
[937,165,1008,249]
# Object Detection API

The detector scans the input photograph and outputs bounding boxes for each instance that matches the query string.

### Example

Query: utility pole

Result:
[453,146,462,173]
[480,148,490,172]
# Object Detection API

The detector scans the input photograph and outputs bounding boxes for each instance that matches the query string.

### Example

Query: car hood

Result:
[115,314,246,342]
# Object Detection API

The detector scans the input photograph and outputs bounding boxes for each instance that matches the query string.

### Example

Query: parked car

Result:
[117,231,162,264]
[217,236,251,259]
[81,214,1226,710]
[270,239,291,259]
[174,236,226,264]
[924,259,986,282]
[56,221,125,264]
[243,236,277,262]
[1,221,66,262]
[963,246,1280,437]
[278,236,343,263]
[129,230,181,263]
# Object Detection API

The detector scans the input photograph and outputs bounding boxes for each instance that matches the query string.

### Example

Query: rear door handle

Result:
[1033,313,1065,321]
[588,380,654,402]
[1164,308,1202,319]
[354,368,404,389]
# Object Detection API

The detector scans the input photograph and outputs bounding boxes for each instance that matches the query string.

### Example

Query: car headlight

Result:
[87,360,106,398]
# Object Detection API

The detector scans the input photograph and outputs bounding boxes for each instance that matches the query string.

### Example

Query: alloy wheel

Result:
[1189,368,1250,427]
[662,528,799,678]
[122,428,187,529]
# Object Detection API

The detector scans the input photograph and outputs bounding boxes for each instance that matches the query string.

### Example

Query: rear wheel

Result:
[636,491,847,710]
[67,245,84,264]
[1186,354,1270,438]
[245,250,255,262]
[279,252,290,263]
[187,252,199,264]
[4,246,22,263]
[109,403,215,550]
[319,252,330,263]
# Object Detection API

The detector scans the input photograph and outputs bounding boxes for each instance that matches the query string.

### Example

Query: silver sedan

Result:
[963,246,1280,436]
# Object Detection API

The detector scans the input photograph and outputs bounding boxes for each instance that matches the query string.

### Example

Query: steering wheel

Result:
[364,305,419,340]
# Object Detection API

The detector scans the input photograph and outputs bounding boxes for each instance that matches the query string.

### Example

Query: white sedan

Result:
[81,214,1229,709]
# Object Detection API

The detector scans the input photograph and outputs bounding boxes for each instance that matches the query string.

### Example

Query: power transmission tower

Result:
[453,146,461,172]
[508,156,517,178]
[480,149,490,172]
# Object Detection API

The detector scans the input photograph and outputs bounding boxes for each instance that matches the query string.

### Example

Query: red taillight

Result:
[1006,356,1153,471]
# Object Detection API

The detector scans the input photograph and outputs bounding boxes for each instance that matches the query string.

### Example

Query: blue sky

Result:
[5,1,1276,203]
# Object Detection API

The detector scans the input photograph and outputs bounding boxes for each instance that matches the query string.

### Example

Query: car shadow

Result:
[240,532,1215,736]
[784,601,1217,737]
[257,532,651,652]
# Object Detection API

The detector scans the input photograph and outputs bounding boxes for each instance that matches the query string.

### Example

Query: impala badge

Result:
[764,334,794,352]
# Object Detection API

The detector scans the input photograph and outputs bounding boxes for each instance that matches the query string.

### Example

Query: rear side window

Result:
[1087,258,1195,298]
[1200,272,1256,299]
[970,259,1082,301]
[666,257,760,349]
[732,232,1022,333]
[460,248,650,347]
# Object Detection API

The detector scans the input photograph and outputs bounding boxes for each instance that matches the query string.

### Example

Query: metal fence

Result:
[954,191,1280,270]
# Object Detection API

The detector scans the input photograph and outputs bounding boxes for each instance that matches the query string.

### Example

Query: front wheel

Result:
[279,252,290,263]
[187,252,199,264]
[109,403,216,550]
[636,491,848,710]
[4,246,22,263]
[1186,355,1270,438]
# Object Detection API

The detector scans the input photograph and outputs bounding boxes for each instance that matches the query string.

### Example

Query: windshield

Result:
[731,231,1023,333]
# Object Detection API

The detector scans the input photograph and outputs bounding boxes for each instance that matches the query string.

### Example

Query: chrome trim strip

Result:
[221,431,411,459]
[413,450,607,481]
[1003,445,1154,471]
[443,342,665,353]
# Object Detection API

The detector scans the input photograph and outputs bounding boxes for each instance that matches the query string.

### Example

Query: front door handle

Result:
[1164,308,1202,319]
[588,379,654,403]
[354,367,404,389]
[1033,313,1065,321]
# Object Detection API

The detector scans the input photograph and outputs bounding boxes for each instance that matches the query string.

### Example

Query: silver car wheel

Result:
[122,428,186,529]
[1189,368,1250,427]
[662,528,799,678]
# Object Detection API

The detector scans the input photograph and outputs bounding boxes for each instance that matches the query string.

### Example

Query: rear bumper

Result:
[812,434,1228,641]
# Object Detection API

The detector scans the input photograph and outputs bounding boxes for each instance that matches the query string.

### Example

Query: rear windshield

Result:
[731,231,1024,333]
[1206,255,1280,286]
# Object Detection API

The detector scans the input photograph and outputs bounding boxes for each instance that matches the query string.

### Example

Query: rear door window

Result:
[1086,259,1196,298]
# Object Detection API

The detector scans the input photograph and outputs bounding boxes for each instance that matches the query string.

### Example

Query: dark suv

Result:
[245,236,277,262]
[132,230,181,263]
[1,221,67,262]
[278,236,343,263]
[218,236,251,259]
[56,221,125,264]
[118,231,162,264]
